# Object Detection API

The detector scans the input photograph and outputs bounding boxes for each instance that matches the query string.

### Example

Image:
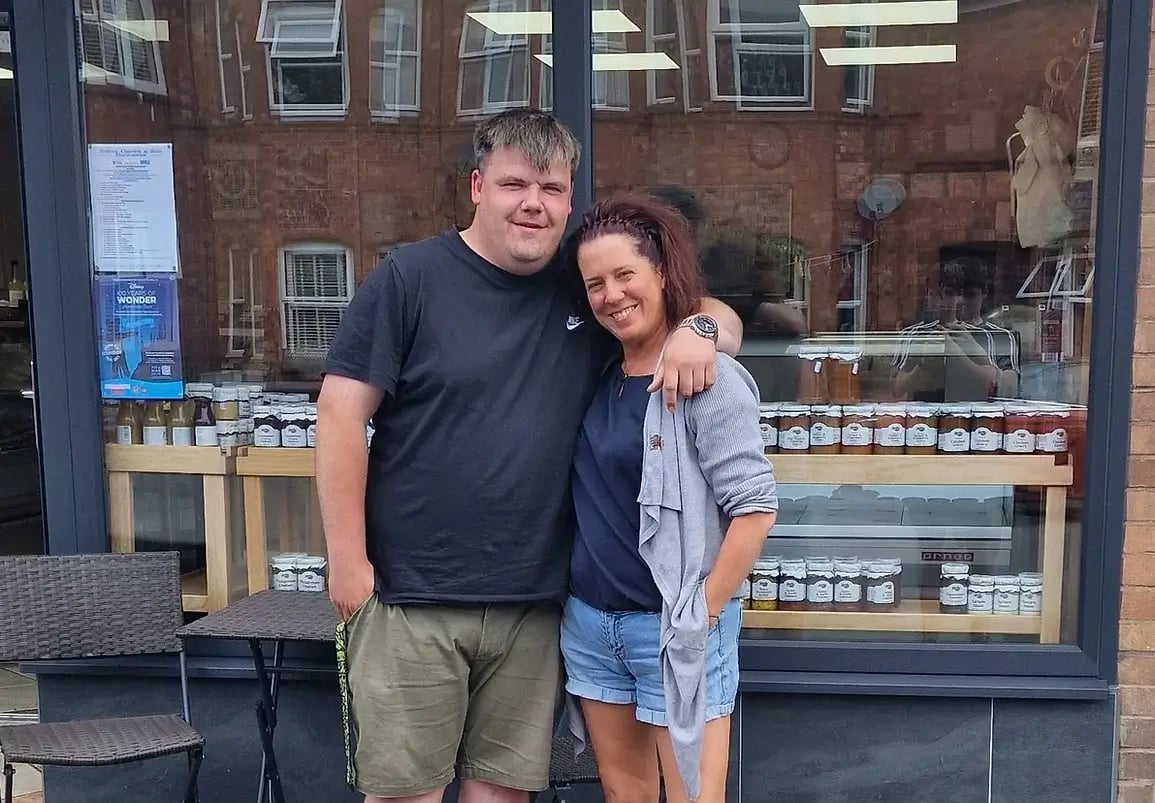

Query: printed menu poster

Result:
[88,143,180,274]
[96,276,184,399]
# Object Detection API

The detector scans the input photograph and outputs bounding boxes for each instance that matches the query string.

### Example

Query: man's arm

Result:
[316,374,385,621]
[648,297,745,410]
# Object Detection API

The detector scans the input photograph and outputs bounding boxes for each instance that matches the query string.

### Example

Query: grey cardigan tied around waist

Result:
[568,354,778,800]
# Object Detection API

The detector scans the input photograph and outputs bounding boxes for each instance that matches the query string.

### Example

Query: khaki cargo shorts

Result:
[335,595,562,798]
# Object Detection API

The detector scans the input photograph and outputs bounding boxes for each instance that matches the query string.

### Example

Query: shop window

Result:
[841,25,875,112]
[257,0,348,118]
[224,247,265,363]
[708,0,812,109]
[214,0,252,119]
[279,245,353,359]
[458,0,531,117]
[370,0,422,119]
[78,0,166,96]
[645,0,703,110]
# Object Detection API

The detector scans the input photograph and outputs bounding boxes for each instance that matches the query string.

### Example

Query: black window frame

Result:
[13,0,1148,691]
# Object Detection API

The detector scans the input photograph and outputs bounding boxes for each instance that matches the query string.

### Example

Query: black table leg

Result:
[251,638,287,803]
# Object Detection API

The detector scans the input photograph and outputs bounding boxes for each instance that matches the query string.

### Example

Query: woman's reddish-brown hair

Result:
[562,193,704,329]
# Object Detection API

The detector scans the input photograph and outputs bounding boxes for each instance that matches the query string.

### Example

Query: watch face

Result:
[695,315,719,335]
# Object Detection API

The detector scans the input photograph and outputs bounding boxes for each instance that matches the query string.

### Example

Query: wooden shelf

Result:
[742,599,1042,635]
[767,454,1072,487]
[236,448,315,477]
[105,445,235,475]
[181,570,208,613]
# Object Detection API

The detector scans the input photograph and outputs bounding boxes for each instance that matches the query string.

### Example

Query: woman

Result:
[560,194,778,803]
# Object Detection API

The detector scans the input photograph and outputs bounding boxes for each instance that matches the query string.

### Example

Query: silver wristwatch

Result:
[678,314,720,344]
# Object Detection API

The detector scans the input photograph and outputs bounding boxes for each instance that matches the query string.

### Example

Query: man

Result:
[316,109,742,803]
[892,256,1020,402]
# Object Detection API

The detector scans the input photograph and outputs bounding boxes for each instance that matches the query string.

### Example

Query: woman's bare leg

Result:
[580,699,661,803]
[654,716,731,803]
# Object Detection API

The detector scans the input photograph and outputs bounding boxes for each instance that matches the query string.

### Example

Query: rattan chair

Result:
[539,727,600,803]
[0,552,205,803]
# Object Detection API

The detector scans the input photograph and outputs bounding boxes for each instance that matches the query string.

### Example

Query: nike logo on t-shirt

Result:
[566,315,585,331]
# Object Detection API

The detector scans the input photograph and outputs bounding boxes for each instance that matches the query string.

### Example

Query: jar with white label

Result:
[873,404,907,452]
[970,404,1005,453]
[805,557,835,610]
[758,404,779,455]
[1038,406,1071,454]
[939,562,970,613]
[833,559,863,611]
[253,405,283,447]
[778,559,807,610]
[905,404,939,455]
[796,346,828,404]
[216,419,240,450]
[270,555,298,591]
[809,405,842,455]
[738,577,752,610]
[236,385,252,420]
[967,574,994,614]
[864,561,896,610]
[993,575,1021,615]
[937,405,972,454]
[778,405,811,452]
[750,557,780,611]
[188,384,218,447]
[1018,572,1043,615]
[142,401,169,446]
[1004,404,1039,454]
[841,404,875,455]
[306,404,318,448]
[281,406,309,448]
[296,556,328,592]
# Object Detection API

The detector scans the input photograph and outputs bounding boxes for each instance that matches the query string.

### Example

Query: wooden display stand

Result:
[104,445,237,613]
[235,448,316,595]
[743,454,1074,644]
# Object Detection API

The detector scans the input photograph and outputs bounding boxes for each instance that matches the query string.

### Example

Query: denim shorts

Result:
[560,594,741,726]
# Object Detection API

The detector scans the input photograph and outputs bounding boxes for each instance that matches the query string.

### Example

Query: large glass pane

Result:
[77,0,552,611]
[598,0,1105,645]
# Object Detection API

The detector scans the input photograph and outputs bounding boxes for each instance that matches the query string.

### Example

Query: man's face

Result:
[469,146,572,274]
[958,285,985,321]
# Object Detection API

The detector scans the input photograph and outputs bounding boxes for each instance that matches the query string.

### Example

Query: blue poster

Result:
[96,276,184,399]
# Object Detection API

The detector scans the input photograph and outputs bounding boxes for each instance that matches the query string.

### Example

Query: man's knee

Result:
[459,778,530,803]
[364,789,446,803]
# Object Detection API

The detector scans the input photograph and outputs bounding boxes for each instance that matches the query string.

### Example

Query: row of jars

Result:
[795,346,865,405]
[740,556,904,612]
[758,401,1072,456]
[939,563,1043,615]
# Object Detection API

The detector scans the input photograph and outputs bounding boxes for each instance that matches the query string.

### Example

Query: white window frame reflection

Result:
[78,0,167,96]
[645,0,702,110]
[279,244,354,360]
[841,24,875,112]
[259,0,349,118]
[458,0,531,118]
[214,0,253,118]
[707,0,813,110]
[371,0,422,119]
[836,244,868,332]
[539,0,630,113]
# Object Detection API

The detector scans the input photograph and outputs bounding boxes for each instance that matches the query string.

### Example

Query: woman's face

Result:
[577,232,667,349]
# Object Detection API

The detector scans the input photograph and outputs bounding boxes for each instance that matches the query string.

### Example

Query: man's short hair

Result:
[940,256,990,293]
[473,109,582,175]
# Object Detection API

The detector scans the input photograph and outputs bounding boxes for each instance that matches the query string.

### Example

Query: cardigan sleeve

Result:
[684,355,779,517]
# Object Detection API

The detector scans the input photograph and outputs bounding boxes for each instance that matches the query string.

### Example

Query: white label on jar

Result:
[842,423,872,447]
[116,425,135,445]
[874,423,906,448]
[938,428,970,453]
[779,578,806,602]
[282,425,308,448]
[752,578,778,601]
[1004,429,1036,453]
[142,426,168,446]
[993,591,1020,614]
[807,580,834,604]
[810,423,840,447]
[171,427,193,447]
[870,581,895,605]
[195,425,218,447]
[968,590,993,613]
[271,567,297,591]
[738,579,751,600]
[1038,428,1069,453]
[906,423,938,448]
[1020,589,1042,615]
[970,426,1003,452]
[940,582,968,606]
[307,423,317,448]
[254,426,282,448]
[298,570,326,592]
[834,580,861,604]
[759,423,778,448]
[780,426,810,451]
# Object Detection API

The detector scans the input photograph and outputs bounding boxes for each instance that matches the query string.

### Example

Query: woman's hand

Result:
[648,326,717,411]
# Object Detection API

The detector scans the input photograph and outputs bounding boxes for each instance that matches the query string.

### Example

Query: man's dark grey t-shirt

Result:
[323,230,612,605]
